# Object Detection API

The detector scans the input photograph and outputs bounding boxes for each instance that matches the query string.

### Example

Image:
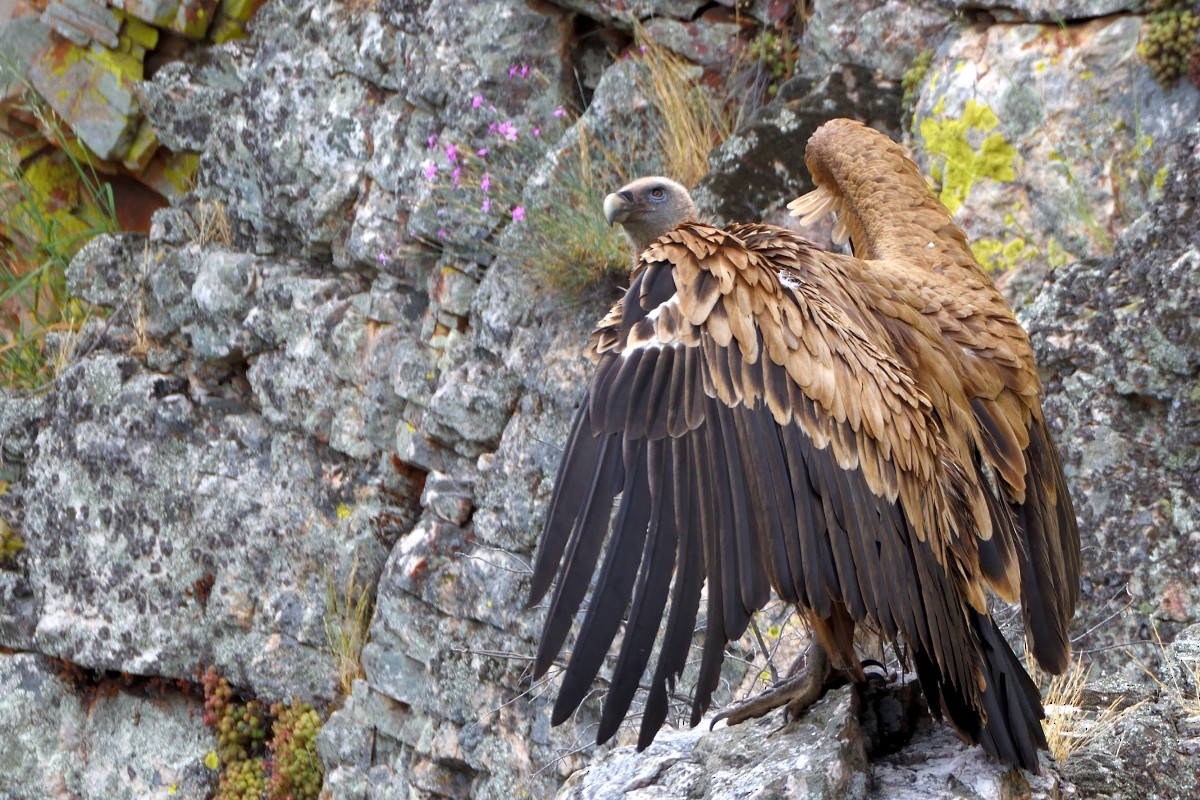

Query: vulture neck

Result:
[806,120,957,262]
[624,213,692,263]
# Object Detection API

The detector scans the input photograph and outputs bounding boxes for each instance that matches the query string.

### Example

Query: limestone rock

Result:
[9,350,404,702]
[944,0,1138,23]
[0,653,215,800]
[136,53,243,152]
[1023,122,1200,678]
[694,66,904,230]
[555,688,870,800]
[800,0,957,81]
[910,16,1200,288]
[26,38,141,160]
[41,0,121,48]
[0,16,54,104]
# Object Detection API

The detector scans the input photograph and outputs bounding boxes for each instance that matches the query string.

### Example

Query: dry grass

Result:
[634,28,736,189]
[1033,654,1143,765]
[516,126,631,295]
[324,555,374,696]
[190,199,233,247]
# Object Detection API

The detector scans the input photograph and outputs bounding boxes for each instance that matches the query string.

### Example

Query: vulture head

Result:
[603,176,696,255]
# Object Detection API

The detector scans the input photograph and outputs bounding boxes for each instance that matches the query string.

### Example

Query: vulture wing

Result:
[528,221,1046,768]
[791,119,1080,673]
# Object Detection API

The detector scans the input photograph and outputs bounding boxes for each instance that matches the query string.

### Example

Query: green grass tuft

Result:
[0,67,117,391]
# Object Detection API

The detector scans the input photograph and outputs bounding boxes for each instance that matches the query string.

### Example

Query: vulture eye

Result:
[649,187,666,200]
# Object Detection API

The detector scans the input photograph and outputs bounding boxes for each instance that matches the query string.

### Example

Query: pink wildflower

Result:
[444,144,458,163]
[508,65,519,78]
[532,127,541,137]
[553,106,567,118]
[437,227,447,239]
[427,134,437,148]
[480,172,491,193]
[487,121,497,136]
[451,166,461,189]
[476,147,489,157]
[423,162,437,180]
[512,205,525,222]
[472,94,483,109]
[497,120,518,141]
[481,197,491,213]
[520,65,529,79]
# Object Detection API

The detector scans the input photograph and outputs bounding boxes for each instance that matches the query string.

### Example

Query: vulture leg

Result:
[711,607,862,728]
[710,643,844,727]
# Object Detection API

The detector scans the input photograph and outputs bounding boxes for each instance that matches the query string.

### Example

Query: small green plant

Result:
[746,27,801,99]
[268,701,324,800]
[202,667,324,800]
[203,667,270,762]
[325,554,374,696]
[218,757,267,800]
[902,49,934,111]
[1138,1,1200,86]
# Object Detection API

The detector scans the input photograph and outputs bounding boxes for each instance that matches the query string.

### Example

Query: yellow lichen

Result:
[971,236,1029,274]
[918,99,1017,215]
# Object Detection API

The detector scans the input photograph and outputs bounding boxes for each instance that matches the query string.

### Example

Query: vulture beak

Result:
[603,190,634,227]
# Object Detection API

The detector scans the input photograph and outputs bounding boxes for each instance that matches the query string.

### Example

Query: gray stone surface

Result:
[556,688,870,800]
[1024,121,1200,679]
[910,16,1200,289]
[0,16,53,103]
[0,653,215,800]
[135,53,244,152]
[800,0,957,81]
[944,0,1138,23]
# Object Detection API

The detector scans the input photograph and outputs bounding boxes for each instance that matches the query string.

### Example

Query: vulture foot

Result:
[711,644,849,729]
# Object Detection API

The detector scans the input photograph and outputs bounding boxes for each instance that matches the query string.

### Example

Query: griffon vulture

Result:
[527,118,1079,772]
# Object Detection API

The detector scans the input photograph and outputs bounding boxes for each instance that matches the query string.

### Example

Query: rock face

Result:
[2,0,1200,798]
[1023,121,1200,680]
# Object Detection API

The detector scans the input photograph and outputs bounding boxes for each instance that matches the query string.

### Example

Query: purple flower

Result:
[532,127,541,137]
[487,121,498,136]
[451,166,461,189]
[480,172,491,193]
[481,197,491,213]
[520,65,529,79]
[427,134,438,148]
[476,147,489,157]
[423,162,437,180]
[497,120,518,141]
[444,144,458,163]
[508,65,519,78]
[437,227,447,239]
[512,205,525,222]
[377,253,389,265]
[553,106,567,118]
[472,94,483,109]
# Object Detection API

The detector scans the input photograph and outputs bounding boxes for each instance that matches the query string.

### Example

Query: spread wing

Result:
[527,222,1031,756]
[790,118,1080,672]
